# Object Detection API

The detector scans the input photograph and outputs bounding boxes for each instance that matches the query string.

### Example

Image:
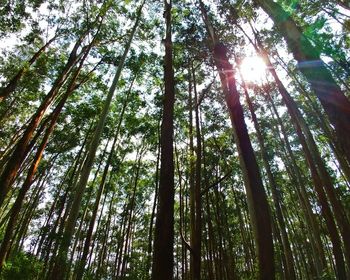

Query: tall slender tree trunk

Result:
[75,76,133,280]
[232,189,254,275]
[0,96,64,268]
[120,150,143,277]
[151,0,176,278]
[114,202,129,278]
[274,52,350,179]
[33,176,65,256]
[267,101,327,277]
[192,64,202,280]
[49,4,143,279]
[253,0,350,164]
[265,91,347,279]
[257,40,350,276]
[91,187,109,278]
[241,78,296,280]
[198,2,274,279]
[0,29,98,268]
[176,144,191,280]
[0,34,86,205]
[188,63,196,280]
[9,164,53,256]
[37,122,92,260]
[203,192,214,280]
[67,146,112,270]
[147,118,161,274]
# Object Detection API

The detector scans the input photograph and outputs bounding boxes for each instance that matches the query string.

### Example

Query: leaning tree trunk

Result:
[241,79,296,280]
[265,90,347,279]
[267,100,327,277]
[49,3,144,279]
[0,25,99,268]
[258,41,350,276]
[0,82,74,269]
[198,2,274,279]
[0,35,57,102]
[151,0,176,279]
[74,76,134,280]
[276,55,350,183]
[0,5,109,205]
[253,0,350,165]
[0,33,86,206]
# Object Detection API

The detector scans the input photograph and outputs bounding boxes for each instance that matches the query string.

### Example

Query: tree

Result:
[49,2,144,279]
[198,1,274,279]
[151,0,176,278]
[254,0,350,165]
[0,0,349,279]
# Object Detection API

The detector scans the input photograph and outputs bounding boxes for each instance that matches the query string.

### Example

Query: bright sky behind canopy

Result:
[239,56,267,83]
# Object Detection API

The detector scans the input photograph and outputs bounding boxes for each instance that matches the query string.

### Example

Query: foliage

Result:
[0,0,349,279]
[0,251,42,280]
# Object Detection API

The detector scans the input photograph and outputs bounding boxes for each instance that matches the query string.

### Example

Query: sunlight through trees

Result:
[0,0,349,279]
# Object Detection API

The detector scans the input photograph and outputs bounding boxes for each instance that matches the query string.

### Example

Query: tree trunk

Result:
[49,3,143,278]
[241,78,296,280]
[120,150,143,277]
[267,101,327,277]
[254,0,350,164]
[74,69,134,280]
[258,42,350,276]
[274,49,350,184]
[0,27,98,268]
[192,64,202,280]
[0,95,65,268]
[188,63,196,280]
[151,0,176,279]
[147,118,161,274]
[0,36,57,102]
[0,34,86,205]
[198,2,274,279]
[265,91,347,279]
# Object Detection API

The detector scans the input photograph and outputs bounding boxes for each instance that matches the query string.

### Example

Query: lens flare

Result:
[239,56,267,83]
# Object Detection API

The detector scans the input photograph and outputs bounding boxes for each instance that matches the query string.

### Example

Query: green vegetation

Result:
[0,0,349,279]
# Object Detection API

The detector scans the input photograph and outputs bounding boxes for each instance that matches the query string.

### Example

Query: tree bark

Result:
[49,3,143,278]
[198,2,274,279]
[241,78,296,280]
[74,70,135,280]
[151,0,176,278]
[254,0,350,165]
[0,33,86,205]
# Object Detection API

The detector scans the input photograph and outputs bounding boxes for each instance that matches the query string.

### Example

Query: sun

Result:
[239,56,267,84]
